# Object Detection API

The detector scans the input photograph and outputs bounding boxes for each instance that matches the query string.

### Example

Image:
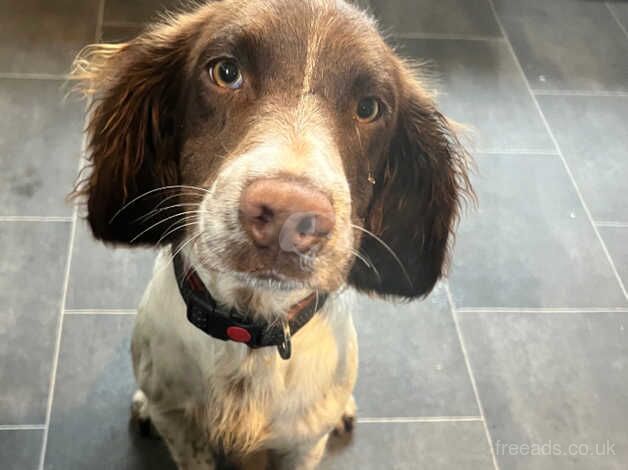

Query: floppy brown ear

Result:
[71,18,200,245]
[349,76,473,298]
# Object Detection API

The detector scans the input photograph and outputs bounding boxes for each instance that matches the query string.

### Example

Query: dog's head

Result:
[72,0,472,298]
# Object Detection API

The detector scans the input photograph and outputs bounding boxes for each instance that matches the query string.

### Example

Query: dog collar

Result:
[172,254,328,360]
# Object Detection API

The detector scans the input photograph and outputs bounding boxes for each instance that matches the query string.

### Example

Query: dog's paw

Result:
[131,390,149,420]
[332,414,355,436]
[130,390,159,439]
[332,395,356,437]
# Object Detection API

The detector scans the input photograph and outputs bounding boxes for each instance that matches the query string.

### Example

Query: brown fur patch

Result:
[70,0,473,298]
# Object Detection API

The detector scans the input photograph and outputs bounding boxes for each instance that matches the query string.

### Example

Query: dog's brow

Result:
[204,28,259,59]
[301,11,325,97]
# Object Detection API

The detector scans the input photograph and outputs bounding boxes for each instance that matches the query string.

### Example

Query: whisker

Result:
[153,232,205,280]
[167,232,205,275]
[141,191,205,216]
[360,250,383,283]
[129,210,203,244]
[314,289,320,314]
[156,220,201,245]
[352,224,412,288]
[351,248,381,283]
[109,185,211,223]
[134,202,202,224]
[154,190,205,205]
[153,230,230,282]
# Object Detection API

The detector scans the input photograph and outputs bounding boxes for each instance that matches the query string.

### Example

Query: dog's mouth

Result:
[231,269,311,291]
[193,222,339,289]
[219,232,324,277]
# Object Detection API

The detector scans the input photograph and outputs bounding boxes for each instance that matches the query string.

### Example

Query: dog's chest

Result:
[197,338,352,452]
[136,311,354,453]
[132,253,357,452]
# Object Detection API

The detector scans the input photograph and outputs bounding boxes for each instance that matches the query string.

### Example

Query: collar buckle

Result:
[276,321,292,360]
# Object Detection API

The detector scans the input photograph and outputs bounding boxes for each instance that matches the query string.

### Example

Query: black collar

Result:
[173,254,328,360]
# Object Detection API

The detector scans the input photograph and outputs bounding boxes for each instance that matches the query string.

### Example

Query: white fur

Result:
[129,4,362,467]
[195,120,355,293]
[131,248,358,469]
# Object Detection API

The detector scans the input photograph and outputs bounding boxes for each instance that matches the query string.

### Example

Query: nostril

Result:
[241,203,277,248]
[241,178,336,253]
[296,214,316,236]
[255,205,274,225]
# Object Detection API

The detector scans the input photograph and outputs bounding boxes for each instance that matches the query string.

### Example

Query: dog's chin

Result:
[185,246,312,290]
[230,271,312,292]
[191,240,353,293]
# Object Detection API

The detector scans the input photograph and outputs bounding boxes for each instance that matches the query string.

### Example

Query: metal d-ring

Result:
[277,321,292,360]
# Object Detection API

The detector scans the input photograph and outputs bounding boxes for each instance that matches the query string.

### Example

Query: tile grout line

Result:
[486,0,628,302]
[475,150,559,156]
[0,73,69,81]
[532,89,628,97]
[0,424,46,431]
[606,2,628,40]
[64,309,137,315]
[0,216,73,222]
[19,4,624,468]
[457,307,628,314]
[95,0,106,43]
[102,20,145,29]
[38,2,106,468]
[393,32,505,41]
[596,221,628,228]
[37,206,77,470]
[358,416,483,424]
[445,284,500,470]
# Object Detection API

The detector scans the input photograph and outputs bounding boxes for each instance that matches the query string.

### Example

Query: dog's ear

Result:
[349,72,473,298]
[71,16,202,246]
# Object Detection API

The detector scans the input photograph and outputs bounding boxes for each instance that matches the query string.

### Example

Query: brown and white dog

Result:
[72,0,472,468]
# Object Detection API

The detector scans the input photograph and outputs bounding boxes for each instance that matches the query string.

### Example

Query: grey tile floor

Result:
[0,0,627,469]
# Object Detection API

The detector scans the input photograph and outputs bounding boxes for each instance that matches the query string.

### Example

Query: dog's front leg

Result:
[148,405,215,470]
[271,435,329,470]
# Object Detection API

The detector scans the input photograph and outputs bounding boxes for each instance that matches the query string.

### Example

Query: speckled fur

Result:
[72,1,473,468]
[132,249,358,469]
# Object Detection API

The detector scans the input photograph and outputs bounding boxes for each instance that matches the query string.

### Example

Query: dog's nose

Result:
[240,178,335,253]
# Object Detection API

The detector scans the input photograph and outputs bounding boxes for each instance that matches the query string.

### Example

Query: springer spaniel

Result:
[71,0,472,468]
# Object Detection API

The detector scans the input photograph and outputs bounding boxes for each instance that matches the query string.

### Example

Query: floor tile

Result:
[104,0,374,26]
[44,315,175,470]
[65,220,156,310]
[350,0,371,8]
[448,154,627,308]
[101,25,145,43]
[0,222,71,424]
[0,79,82,217]
[599,227,628,288]
[322,421,493,469]
[0,1,627,469]
[538,95,628,222]
[608,2,628,31]
[370,0,500,37]
[398,38,553,153]
[493,0,628,92]
[0,429,43,470]
[104,0,185,25]
[0,0,99,74]
[459,312,628,469]
[354,284,478,417]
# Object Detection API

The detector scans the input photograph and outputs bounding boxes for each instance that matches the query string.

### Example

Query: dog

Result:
[71,0,472,468]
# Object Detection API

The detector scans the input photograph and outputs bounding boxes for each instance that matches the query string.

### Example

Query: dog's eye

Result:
[355,97,381,123]
[209,59,243,89]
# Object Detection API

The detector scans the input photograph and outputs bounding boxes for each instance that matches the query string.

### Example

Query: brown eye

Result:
[209,59,243,89]
[355,97,380,122]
